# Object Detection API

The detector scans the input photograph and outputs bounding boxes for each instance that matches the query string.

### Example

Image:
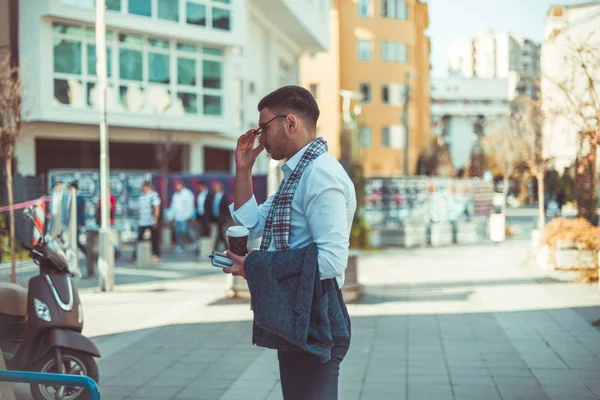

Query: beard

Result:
[267,126,290,161]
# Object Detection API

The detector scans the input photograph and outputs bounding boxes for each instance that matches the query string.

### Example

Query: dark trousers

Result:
[278,338,351,400]
[132,225,160,258]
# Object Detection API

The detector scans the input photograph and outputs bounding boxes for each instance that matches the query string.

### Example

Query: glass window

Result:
[186,2,207,26]
[149,53,170,84]
[106,0,121,11]
[382,127,391,147]
[177,93,198,114]
[119,34,143,46]
[119,49,143,81]
[87,45,112,77]
[359,83,371,103]
[128,0,151,16]
[213,0,230,3]
[178,43,198,52]
[52,23,82,36]
[54,79,84,107]
[203,95,222,115]
[357,0,372,17]
[382,85,389,103]
[309,83,319,99]
[360,127,372,148]
[203,47,223,56]
[381,41,408,63]
[212,7,231,30]
[357,40,373,61]
[203,60,221,89]
[158,0,179,21]
[54,39,82,74]
[178,58,196,85]
[119,84,145,112]
[149,39,170,49]
[381,0,407,20]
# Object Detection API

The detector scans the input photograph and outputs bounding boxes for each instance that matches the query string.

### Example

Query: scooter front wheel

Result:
[30,349,99,400]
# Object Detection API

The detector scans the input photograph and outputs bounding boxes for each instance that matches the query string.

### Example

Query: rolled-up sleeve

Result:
[303,169,350,282]
[228,195,274,241]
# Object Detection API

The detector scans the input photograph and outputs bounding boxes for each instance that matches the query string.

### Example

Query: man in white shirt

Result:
[170,180,197,253]
[224,85,357,399]
[195,180,212,237]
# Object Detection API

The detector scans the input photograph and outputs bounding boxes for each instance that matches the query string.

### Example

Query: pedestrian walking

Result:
[171,179,197,253]
[129,181,161,262]
[223,85,357,400]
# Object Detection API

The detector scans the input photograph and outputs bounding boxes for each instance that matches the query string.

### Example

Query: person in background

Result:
[96,191,121,260]
[210,181,230,252]
[69,181,87,258]
[130,181,161,262]
[171,179,197,253]
[196,180,213,238]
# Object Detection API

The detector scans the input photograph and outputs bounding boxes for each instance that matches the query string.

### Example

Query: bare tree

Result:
[154,130,179,204]
[511,95,552,229]
[482,117,523,214]
[0,55,22,283]
[543,31,600,224]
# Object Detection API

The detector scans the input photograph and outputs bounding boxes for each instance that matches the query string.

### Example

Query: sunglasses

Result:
[253,115,288,139]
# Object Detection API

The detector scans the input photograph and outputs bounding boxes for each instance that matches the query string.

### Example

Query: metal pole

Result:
[96,0,114,291]
[402,71,411,177]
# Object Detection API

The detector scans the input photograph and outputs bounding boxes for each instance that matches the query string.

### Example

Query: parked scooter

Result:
[0,205,100,400]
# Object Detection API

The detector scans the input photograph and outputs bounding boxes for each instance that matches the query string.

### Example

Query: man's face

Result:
[142,184,150,193]
[175,183,183,192]
[198,184,206,192]
[258,108,290,161]
[213,183,223,193]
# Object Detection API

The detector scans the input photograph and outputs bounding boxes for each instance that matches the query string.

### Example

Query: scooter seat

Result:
[0,282,27,317]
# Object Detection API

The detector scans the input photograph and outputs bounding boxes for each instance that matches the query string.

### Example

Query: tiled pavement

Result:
[12,240,600,399]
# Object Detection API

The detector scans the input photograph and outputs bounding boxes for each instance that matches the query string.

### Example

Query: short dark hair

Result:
[257,85,320,130]
[197,180,207,187]
[142,181,152,188]
[70,181,78,190]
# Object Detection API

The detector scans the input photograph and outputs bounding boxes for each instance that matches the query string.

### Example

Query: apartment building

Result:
[301,0,432,177]
[542,1,600,172]
[445,31,540,99]
[6,0,329,178]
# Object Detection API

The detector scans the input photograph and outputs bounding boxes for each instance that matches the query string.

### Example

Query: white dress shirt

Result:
[171,187,195,222]
[229,142,357,287]
[197,190,208,216]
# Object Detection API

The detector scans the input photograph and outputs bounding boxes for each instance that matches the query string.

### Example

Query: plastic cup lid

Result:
[227,226,249,237]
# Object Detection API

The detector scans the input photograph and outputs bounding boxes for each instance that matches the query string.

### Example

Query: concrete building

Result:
[445,31,540,99]
[301,0,432,177]
[430,77,513,170]
[5,0,329,179]
[541,1,600,172]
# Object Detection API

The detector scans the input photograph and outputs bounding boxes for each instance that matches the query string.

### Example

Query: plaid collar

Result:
[260,137,328,252]
[281,142,313,180]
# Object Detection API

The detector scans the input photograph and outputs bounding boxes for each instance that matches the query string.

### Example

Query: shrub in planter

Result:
[541,218,600,283]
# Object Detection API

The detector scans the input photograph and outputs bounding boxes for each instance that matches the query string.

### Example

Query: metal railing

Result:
[0,370,100,400]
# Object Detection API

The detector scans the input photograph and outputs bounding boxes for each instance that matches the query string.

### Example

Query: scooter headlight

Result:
[34,298,51,322]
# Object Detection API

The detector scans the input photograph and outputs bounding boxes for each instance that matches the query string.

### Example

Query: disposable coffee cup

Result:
[227,226,249,256]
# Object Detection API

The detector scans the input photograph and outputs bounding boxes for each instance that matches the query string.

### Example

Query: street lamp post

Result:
[95,0,114,291]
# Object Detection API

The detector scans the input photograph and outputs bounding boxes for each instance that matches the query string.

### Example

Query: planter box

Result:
[555,248,596,269]
[378,223,427,248]
[429,222,453,247]
[537,244,553,271]
[369,229,382,249]
[454,221,478,245]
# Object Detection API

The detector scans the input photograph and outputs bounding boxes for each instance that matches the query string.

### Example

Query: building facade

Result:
[430,77,513,170]
[445,31,540,99]
[542,1,600,172]
[11,0,329,179]
[301,0,432,177]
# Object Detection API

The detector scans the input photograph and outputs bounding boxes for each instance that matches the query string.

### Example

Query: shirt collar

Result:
[281,141,313,181]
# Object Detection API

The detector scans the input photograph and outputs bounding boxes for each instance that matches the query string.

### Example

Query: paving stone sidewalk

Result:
[13,240,600,400]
